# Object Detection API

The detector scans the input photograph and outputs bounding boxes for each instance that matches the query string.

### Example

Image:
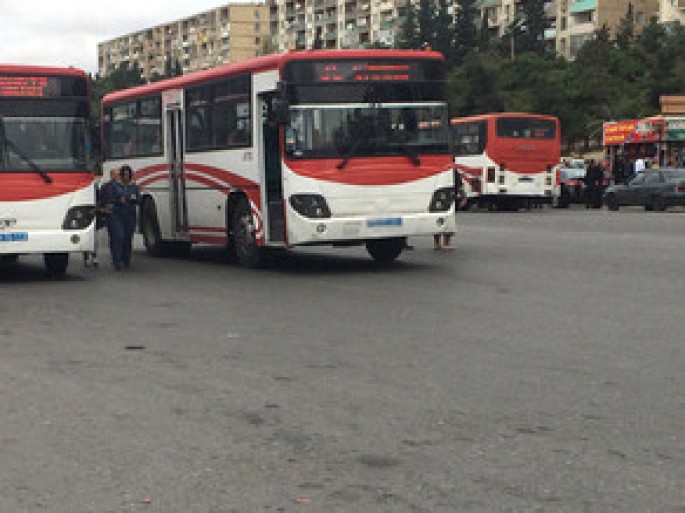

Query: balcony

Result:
[569,0,596,13]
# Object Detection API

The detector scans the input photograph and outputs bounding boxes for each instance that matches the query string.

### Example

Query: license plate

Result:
[519,176,534,182]
[367,217,402,228]
[0,232,28,242]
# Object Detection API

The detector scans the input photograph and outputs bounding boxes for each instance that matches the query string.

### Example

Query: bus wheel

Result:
[141,199,166,257]
[44,253,69,277]
[231,198,261,268]
[605,194,619,211]
[366,237,404,264]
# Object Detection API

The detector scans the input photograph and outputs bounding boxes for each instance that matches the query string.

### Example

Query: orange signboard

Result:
[603,121,638,145]
[603,119,664,145]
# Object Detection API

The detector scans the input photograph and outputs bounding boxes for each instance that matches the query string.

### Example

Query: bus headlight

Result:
[289,194,331,219]
[62,206,95,230]
[429,187,454,212]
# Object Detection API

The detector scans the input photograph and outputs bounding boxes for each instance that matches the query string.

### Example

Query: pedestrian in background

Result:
[119,165,141,269]
[584,159,603,209]
[105,167,126,270]
[434,171,466,250]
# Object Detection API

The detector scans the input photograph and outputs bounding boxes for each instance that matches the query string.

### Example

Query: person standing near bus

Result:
[105,167,126,270]
[119,165,141,269]
[585,160,603,208]
[433,171,466,250]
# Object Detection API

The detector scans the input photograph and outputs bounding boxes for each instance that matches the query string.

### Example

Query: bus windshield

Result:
[0,115,89,171]
[496,117,556,139]
[285,102,449,160]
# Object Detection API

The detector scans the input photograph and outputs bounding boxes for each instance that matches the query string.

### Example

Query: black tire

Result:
[231,197,262,268]
[365,237,404,264]
[44,253,69,277]
[652,196,666,212]
[141,198,167,257]
[606,194,619,211]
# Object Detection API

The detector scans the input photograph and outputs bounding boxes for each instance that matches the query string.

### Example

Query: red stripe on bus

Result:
[188,226,225,233]
[0,173,92,201]
[189,234,228,244]
[286,155,452,186]
[133,162,258,190]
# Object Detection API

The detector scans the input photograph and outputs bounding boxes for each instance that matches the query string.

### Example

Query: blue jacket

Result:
[108,181,140,220]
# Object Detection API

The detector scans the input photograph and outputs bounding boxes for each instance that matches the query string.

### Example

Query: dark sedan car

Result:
[604,168,685,211]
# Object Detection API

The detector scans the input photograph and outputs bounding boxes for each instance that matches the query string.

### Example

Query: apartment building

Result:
[98,3,270,81]
[268,0,410,52]
[479,0,659,59]
[659,0,685,23]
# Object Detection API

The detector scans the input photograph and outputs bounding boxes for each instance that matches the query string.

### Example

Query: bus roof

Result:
[450,112,559,124]
[103,49,445,105]
[0,64,88,78]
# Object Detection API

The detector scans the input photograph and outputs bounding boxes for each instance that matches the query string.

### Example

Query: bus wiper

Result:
[399,144,420,166]
[336,136,362,170]
[336,125,368,170]
[2,134,52,184]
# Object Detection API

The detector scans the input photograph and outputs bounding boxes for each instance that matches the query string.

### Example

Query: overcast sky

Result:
[0,1,244,75]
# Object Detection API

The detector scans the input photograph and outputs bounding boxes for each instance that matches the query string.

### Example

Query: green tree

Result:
[615,2,635,50]
[434,0,454,61]
[313,28,323,49]
[397,1,420,49]
[479,10,491,51]
[417,0,435,48]
[518,0,547,55]
[448,50,505,115]
[454,0,479,63]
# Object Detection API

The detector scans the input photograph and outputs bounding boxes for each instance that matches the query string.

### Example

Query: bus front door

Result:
[167,108,188,237]
[259,93,285,242]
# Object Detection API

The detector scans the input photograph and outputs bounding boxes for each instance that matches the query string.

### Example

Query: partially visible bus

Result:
[0,65,95,275]
[451,113,561,210]
[102,49,454,267]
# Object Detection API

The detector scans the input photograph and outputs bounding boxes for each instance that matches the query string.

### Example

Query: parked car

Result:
[604,168,685,211]
[555,159,587,207]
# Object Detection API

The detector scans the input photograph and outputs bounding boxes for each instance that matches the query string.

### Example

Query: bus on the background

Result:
[0,65,95,275]
[451,113,561,210]
[101,49,454,267]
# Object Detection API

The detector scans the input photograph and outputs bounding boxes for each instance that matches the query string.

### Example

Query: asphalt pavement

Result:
[1,206,684,512]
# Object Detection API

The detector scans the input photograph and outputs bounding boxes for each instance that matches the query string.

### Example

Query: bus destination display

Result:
[318,63,411,82]
[0,76,50,97]
[0,75,88,98]
[284,60,445,84]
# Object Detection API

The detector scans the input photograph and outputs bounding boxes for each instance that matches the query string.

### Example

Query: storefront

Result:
[664,118,685,166]
[603,119,663,171]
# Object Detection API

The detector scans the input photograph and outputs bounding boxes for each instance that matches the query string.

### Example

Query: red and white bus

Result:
[101,50,454,266]
[0,65,95,275]
[451,113,561,210]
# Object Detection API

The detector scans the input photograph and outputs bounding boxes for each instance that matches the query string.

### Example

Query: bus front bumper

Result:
[0,226,95,255]
[285,211,456,247]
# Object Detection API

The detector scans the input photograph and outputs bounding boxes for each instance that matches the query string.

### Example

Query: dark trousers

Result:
[122,212,136,265]
[107,215,125,267]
